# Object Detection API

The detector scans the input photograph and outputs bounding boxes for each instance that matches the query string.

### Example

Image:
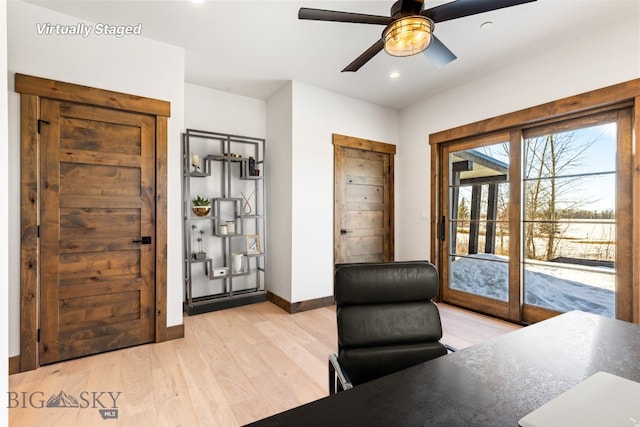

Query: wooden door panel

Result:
[39,99,155,365]
[60,208,141,238]
[343,236,384,256]
[345,184,384,203]
[57,321,148,358]
[345,211,384,229]
[60,162,142,196]
[344,157,384,178]
[60,117,142,154]
[59,291,141,328]
[58,250,141,280]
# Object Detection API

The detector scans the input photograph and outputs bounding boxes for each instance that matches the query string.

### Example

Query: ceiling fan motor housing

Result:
[390,0,425,18]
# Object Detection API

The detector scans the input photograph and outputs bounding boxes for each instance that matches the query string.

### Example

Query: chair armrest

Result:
[444,343,458,353]
[328,353,353,394]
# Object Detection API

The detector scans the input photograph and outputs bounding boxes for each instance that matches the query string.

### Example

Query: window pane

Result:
[523,261,614,317]
[451,220,509,257]
[449,146,509,185]
[524,122,616,179]
[450,256,508,302]
[448,141,510,302]
[524,174,615,222]
[522,121,616,318]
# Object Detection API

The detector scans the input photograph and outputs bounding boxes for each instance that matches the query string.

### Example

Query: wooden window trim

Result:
[430,78,640,325]
[430,79,640,146]
[16,74,172,372]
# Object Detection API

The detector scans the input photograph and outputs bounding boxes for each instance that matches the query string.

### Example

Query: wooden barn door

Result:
[334,134,395,264]
[38,99,156,364]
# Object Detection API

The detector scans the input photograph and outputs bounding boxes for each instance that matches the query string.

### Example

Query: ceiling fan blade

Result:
[298,8,392,25]
[423,0,537,23]
[342,39,385,72]
[423,35,457,69]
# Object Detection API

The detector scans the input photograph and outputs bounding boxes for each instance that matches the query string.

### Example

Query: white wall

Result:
[396,13,640,261]
[266,82,294,301]
[7,1,186,357]
[288,81,399,302]
[1,0,10,423]
[185,83,266,137]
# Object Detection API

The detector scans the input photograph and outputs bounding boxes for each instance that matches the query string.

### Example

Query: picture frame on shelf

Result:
[245,234,261,255]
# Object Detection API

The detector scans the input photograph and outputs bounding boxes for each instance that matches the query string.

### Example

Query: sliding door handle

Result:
[340,229,353,235]
[132,236,152,244]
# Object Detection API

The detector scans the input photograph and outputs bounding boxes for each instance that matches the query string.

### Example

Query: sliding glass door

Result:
[521,115,619,321]
[439,109,632,323]
[443,133,513,319]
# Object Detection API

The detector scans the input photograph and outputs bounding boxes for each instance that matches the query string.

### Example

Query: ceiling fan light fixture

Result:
[383,16,433,57]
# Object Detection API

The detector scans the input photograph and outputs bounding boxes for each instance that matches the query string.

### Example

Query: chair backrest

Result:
[334,261,447,387]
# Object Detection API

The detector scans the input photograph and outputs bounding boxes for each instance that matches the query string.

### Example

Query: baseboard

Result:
[9,355,20,375]
[267,291,334,314]
[166,324,185,341]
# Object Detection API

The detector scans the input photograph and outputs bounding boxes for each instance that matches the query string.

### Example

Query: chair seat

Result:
[339,341,447,386]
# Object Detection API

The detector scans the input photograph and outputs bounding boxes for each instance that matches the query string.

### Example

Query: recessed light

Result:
[480,21,493,30]
[389,72,400,79]
[191,0,205,4]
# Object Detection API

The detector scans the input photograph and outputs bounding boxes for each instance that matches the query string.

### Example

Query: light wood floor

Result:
[9,302,520,426]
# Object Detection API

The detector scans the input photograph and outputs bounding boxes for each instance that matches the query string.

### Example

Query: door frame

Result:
[16,74,171,371]
[333,133,396,264]
[429,78,640,325]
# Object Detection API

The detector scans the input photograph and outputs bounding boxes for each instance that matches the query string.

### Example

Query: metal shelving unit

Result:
[182,129,267,315]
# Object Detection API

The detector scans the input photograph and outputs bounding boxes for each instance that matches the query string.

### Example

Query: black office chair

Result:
[329,260,455,394]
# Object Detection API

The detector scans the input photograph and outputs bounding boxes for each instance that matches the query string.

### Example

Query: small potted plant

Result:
[194,229,207,260]
[192,195,211,217]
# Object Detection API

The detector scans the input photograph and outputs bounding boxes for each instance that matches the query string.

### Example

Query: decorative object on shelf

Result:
[192,195,211,217]
[219,224,227,235]
[226,220,236,234]
[191,153,201,172]
[232,253,245,274]
[195,229,206,260]
[241,190,255,215]
[245,234,261,255]
[254,169,260,176]
[212,267,229,277]
[248,156,256,176]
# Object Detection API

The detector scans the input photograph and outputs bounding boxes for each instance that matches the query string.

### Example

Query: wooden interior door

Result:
[39,99,156,364]
[334,134,395,264]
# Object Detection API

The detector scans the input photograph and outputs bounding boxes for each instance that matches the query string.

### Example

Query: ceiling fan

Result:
[298,0,537,72]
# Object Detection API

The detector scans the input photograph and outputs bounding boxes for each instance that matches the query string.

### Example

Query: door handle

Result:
[340,229,353,235]
[132,236,152,244]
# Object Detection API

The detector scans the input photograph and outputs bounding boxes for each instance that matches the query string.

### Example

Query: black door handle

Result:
[132,236,152,244]
[340,229,353,235]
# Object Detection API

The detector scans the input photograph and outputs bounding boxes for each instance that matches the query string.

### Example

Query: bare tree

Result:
[524,131,599,260]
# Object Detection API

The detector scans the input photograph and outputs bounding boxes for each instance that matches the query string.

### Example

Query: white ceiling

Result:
[21,0,639,109]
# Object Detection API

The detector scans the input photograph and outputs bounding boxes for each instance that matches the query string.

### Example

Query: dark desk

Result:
[248,311,640,426]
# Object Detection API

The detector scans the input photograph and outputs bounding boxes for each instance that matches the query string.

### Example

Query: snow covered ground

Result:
[450,254,615,317]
